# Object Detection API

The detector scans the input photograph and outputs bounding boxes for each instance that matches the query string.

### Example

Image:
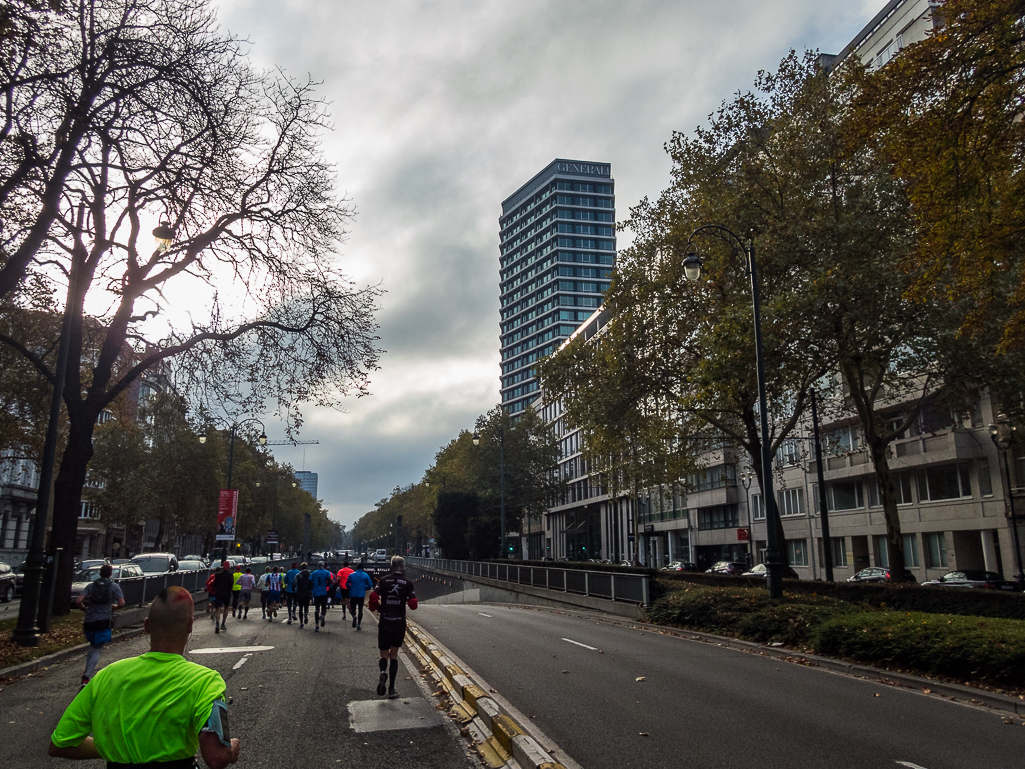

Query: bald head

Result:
[146,586,194,649]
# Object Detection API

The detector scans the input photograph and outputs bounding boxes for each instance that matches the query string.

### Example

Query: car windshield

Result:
[132,557,168,574]
[75,567,121,581]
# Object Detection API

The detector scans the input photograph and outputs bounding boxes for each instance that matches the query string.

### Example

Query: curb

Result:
[405,621,568,769]
[1,593,210,683]
[0,625,148,681]
[542,604,1025,717]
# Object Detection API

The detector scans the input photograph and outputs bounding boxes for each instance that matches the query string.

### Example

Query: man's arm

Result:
[48,737,99,760]
[199,732,240,769]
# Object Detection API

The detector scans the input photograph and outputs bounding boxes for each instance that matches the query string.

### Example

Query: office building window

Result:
[776,438,802,467]
[751,493,765,521]
[697,504,739,530]
[917,463,971,502]
[787,539,808,567]
[925,532,947,568]
[903,534,920,568]
[777,487,804,517]
[867,472,913,507]
[816,479,863,512]
[875,535,888,568]
[831,537,848,567]
[978,458,994,497]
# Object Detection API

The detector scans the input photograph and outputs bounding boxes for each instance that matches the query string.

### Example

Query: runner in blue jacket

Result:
[346,564,374,631]
[311,562,333,631]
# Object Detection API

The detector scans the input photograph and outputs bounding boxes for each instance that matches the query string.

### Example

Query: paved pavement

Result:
[414,603,1024,769]
[0,603,478,769]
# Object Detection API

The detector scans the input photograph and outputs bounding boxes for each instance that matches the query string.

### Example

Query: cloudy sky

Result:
[211,0,882,528]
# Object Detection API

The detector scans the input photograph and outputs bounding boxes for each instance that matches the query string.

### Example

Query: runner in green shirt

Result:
[49,585,241,768]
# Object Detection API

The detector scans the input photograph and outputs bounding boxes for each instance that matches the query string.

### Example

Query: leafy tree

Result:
[432,491,477,560]
[855,0,1025,349]
[0,0,380,613]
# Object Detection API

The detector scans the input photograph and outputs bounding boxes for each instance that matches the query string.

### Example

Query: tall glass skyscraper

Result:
[499,159,616,414]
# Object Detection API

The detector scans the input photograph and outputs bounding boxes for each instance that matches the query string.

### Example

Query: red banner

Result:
[736,527,750,541]
[216,489,238,541]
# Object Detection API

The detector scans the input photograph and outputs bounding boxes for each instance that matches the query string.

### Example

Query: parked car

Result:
[249,556,270,565]
[662,561,700,572]
[373,549,388,562]
[0,561,16,602]
[741,563,801,579]
[177,560,205,572]
[180,554,207,565]
[76,558,109,571]
[70,563,145,606]
[130,553,179,575]
[847,567,917,584]
[706,561,747,576]
[921,570,1021,591]
[13,560,25,596]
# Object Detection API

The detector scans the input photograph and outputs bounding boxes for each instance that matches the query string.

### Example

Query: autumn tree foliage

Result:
[0,0,380,613]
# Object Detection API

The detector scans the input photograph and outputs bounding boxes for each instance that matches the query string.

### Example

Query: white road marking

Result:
[562,637,598,651]
[895,761,929,769]
[232,654,252,670]
[478,613,492,617]
[189,646,274,654]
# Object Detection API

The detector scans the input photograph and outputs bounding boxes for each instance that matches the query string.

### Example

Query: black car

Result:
[847,567,917,584]
[706,561,748,576]
[662,561,700,572]
[0,561,16,602]
[921,570,1020,591]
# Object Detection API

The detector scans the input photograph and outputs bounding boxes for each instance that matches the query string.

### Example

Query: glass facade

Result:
[499,160,615,414]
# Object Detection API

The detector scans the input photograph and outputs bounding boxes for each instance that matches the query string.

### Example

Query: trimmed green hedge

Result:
[647,582,1025,686]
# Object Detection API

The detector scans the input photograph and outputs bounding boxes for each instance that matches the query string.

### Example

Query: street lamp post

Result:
[199,417,267,559]
[989,419,1025,587]
[678,225,784,599]
[473,427,507,558]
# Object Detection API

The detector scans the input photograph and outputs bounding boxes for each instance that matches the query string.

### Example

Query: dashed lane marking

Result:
[478,613,492,617]
[562,637,598,651]
[895,763,929,769]
[232,654,253,670]
[189,646,275,654]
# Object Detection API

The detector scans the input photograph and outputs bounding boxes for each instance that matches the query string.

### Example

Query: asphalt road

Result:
[413,603,1024,769]
[0,603,478,769]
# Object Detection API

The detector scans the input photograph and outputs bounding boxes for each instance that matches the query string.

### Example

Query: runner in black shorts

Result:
[368,556,417,698]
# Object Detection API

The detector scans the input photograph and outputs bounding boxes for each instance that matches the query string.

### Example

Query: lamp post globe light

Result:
[472,428,507,558]
[988,419,1025,587]
[673,224,784,599]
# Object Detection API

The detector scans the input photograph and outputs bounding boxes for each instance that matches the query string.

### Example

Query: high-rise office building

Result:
[294,470,318,498]
[499,159,616,414]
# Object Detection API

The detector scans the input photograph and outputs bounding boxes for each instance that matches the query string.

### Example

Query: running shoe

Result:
[215,626,220,634]
[320,617,325,627]
[220,623,226,631]
[377,672,388,696]
[387,688,398,699]
[357,624,362,631]
[315,625,319,632]
[81,676,90,687]
[287,618,292,625]
[352,617,357,628]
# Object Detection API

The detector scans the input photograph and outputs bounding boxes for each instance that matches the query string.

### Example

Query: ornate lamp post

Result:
[989,419,1025,587]
[676,225,784,599]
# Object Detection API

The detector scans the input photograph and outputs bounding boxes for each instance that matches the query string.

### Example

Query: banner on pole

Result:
[267,529,278,545]
[216,490,238,541]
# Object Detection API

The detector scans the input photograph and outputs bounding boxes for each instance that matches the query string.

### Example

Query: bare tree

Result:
[0,0,380,612]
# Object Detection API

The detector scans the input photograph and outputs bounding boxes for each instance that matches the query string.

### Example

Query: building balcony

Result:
[810,428,990,480]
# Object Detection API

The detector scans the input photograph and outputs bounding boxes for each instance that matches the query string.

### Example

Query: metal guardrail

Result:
[406,557,650,607]
[111,558,300,608]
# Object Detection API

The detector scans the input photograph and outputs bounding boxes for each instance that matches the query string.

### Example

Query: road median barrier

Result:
[406,620,569,769]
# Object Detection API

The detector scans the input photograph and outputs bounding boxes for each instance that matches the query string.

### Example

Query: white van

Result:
[374,549,388,562]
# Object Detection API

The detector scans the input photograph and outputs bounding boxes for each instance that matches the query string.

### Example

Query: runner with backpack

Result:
[76,564,125,687]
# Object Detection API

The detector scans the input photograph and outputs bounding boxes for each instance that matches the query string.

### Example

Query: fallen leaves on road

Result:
[635,676,645,682]
[562,670,569,674]
[639,732,650,737]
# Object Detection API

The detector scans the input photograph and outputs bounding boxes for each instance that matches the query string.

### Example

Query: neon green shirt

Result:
[51,652,225,763]
[232,572,242,591]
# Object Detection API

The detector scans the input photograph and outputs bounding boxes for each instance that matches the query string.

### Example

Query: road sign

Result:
[737,527,750,541]
[267,529,278,544]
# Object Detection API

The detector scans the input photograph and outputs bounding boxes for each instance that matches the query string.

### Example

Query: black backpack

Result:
[90,577,112,606]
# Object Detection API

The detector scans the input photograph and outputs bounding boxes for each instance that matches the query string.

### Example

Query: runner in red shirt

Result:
[368,556,417,698]
[336,561,354,621]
